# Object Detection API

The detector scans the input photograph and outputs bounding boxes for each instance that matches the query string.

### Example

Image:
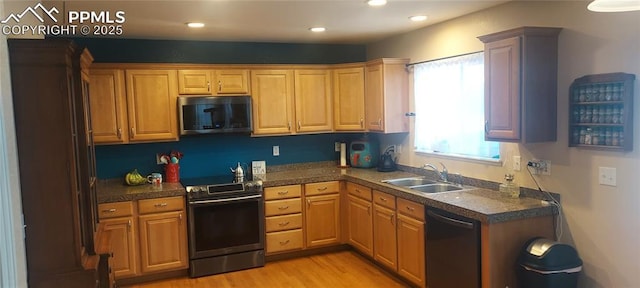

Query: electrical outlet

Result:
[513,156,521,171]
[528,159,551,175]
[396,145,402,154]
[155,153,163,164]
[273,146,280,156]
[335,142,341,152]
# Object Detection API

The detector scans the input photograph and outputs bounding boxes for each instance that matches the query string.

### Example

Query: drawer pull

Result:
[102,208,116,213]
[355,188,361,193]
[406,206,415,212]
[379,197,387,202]
[278,221,290,226]
[278,206,289,210]
[154,203,168,208]
[279,240,290,245]
[317,186,328,191]
[278,191,289,195]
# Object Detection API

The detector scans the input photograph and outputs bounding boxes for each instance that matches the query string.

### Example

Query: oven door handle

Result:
[190,194,262,205]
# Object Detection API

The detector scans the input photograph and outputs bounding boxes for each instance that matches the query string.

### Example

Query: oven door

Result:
[188,194,264,259]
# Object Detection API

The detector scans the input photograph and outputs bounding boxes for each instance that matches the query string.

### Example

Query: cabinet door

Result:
[90,69,128,144]
[294,69,333,133]
[373,204,397,270]
[101,217,138,278]
[347,195,373,257]
[214,69,250,94]
[125,70,179,142]
[305,193,341,248]
[138,210,188,273]
[484,36,521,141]
[177,70,211,94]
[397,214,425,288]
[333,67,365,131]
[365,63,385,131]
[251,70,295,135]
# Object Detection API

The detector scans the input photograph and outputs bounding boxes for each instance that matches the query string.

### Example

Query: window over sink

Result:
[413,52,500,162]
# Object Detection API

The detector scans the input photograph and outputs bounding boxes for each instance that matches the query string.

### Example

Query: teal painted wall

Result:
[78,38,369,179]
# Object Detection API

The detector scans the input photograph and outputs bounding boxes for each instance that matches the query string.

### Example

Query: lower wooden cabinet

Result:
[373,191,398,271]
[97,196,188,280]
[264,185,304,255]
[346,194,373,257]
[305,193,341,248]
[396,198,426,288]
[266,229,304,253]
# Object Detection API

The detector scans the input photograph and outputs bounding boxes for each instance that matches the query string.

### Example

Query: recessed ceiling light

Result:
[186,22,205,28]
[309,27,326,32]
[367,0,387,6]
[587,0,640,12]
[409,15,428,22]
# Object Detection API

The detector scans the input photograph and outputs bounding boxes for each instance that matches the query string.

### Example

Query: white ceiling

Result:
[61,0,509,44]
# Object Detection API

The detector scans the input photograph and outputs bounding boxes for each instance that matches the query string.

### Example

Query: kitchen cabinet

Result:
[98,202,139,278]
[177,69,250,95]
[568,72,635,151]
[264,185,304,254]
[8,38,110,288]
[137,197,188,274]
[304,181,341,248]
[345,182,373,257]
[333,66,366,131]
[90,69,128,144]
[396,198,426,288]
[126,69,180,142]
[365,58,410,133]
[251,69,296,135]
[294,69,333,133]
[478,26,562,143]
[372,190,397,270]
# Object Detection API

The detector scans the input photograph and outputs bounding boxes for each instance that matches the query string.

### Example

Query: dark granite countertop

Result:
[97,162,555,224]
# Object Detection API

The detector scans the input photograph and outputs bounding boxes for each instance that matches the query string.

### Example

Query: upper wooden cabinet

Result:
[90,69,128,144]
[365,58,410,133]
[177,69,250,95]
[478,26,562,143]
[333,67,365,131]
[294,69,333,133]
[125,69,179,142]
[251,69,295,135]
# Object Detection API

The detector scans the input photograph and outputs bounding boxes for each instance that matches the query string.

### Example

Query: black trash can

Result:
[517,237,582,288]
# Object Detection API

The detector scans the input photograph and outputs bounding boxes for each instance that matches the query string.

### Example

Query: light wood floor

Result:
[123,250,410,288]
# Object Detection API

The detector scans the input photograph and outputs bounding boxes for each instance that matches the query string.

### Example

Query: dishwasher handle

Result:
[427,210,475,230]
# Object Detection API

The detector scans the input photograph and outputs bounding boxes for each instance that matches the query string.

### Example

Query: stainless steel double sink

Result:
[381,177,469,193]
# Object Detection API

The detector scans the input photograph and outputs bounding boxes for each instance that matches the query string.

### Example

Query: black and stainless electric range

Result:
[182,176,265,278]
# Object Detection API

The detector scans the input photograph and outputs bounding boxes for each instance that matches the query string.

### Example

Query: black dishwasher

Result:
[426,208,480,288]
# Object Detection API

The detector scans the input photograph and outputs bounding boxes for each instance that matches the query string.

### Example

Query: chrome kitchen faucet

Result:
[423,163,448,182]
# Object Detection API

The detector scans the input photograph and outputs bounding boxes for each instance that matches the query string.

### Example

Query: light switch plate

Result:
[273,146,280,156]
[599,167,617,186]
[513,156,521,171]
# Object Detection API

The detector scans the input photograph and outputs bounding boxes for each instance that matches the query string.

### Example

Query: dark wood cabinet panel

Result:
[8,39,112,288]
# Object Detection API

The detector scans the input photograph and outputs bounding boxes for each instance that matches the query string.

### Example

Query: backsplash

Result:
[96,133,368,179]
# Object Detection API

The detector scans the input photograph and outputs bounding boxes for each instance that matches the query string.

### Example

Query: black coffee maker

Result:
[377,146,397,172]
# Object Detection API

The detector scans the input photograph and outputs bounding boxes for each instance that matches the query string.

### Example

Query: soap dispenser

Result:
[499,173,520,198]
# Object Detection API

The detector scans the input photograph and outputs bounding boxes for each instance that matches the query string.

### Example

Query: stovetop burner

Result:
[181,175,263,201]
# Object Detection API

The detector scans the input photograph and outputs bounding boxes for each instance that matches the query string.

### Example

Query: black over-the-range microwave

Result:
[178,95,253,135]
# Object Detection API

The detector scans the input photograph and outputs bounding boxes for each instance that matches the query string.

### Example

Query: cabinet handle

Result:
[307,199,311,207]
[278,205,289,210]
[130,127,135,137]
[288,121,291,131]
[278,221,290,226]
[406,206,415,212]
[218,80,222,92]
[360,118,364,128]
[390,213,395,224]
[102,208,116,213]
[317,186,328,191]
[378,118,382,126]
[127,219,131,230]
[355,189,360,193]
[117,128,122,139]
[379,197,387,202]
[367,205,371,215]
[278,191,289,195]
[207,81,211,92]
[279,240,290,245]
[297,121,301,130]
[154,203,168,208]
[179,213,183,221]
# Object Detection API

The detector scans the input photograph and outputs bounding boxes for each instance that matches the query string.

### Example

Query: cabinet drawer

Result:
[98,201,134,219]
[305,181,340,196]
[346,182,372,201]
[264,185,302,200]
[265,198,302,216]
[265,213,303,232]
[373,190,396,210]
[266,229,303,253]
[138,196,184,214]
[397,198,425,222]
